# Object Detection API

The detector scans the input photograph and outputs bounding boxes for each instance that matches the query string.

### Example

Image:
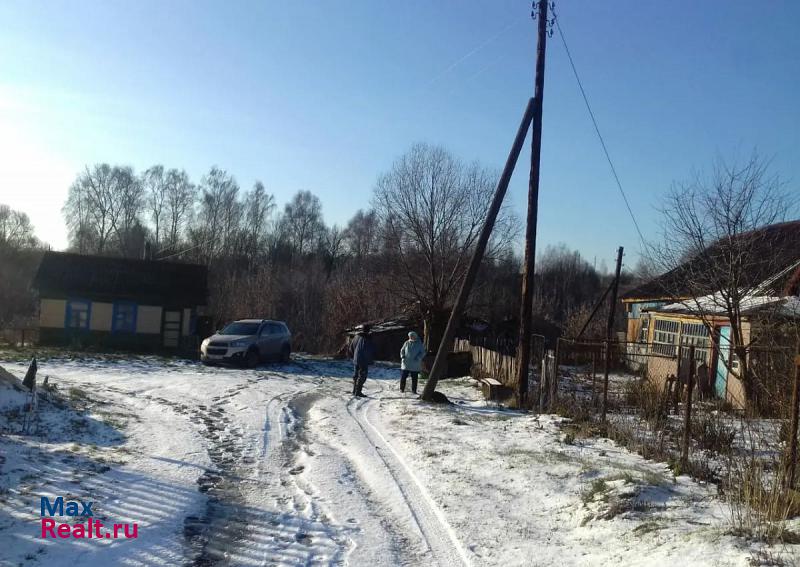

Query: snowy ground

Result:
[1,353,798,566]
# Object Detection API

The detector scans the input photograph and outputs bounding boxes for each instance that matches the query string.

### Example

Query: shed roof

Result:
[34,251,208,306]
[623,220,800,302]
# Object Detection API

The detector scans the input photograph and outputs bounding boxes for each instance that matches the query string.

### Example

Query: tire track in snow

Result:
[345,381,472,567]
[248,368,355,565]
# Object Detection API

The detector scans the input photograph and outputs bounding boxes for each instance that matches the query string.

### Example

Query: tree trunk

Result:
[424,308,450,354]
[735,346,757,412]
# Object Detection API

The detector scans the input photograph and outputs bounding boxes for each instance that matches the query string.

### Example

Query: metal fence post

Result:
[540,350,553,413]
[786,343,800,489]
[601,339,611,422]
[681,346,696,468]
[591,350,598,408]
[550,340,560,412]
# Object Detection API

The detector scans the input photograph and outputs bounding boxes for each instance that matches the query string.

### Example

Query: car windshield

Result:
[220,322,259,336]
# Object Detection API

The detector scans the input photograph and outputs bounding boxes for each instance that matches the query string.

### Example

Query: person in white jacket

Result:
[399,331,426,394]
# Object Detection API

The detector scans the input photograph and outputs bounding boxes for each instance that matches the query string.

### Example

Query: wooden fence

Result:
[454,339,518,387]
[0,328,38,347]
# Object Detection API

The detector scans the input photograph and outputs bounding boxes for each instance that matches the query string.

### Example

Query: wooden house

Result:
[621,221,800,409]
[33,251,208,352]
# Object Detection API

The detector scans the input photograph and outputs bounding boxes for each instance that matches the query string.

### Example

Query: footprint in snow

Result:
[288,465,305,475]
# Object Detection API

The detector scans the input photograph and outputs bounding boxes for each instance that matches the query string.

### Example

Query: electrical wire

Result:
[155,236,215,262]
[553,15,647,251]
[423,19,520,90]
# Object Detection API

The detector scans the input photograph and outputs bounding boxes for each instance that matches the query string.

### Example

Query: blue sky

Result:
[0,0,798,270]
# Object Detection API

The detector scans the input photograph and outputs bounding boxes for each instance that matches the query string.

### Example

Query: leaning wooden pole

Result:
[601,246,624,421]
[515,0,550,408]
[421,98,536,401]
[575,279,614,340]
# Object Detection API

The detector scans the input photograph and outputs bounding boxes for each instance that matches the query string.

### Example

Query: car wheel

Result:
[280,345,291,363]
[245,350,259,369]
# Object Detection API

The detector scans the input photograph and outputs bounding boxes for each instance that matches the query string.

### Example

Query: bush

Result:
[623,378,667,428]
[691,414,736,454]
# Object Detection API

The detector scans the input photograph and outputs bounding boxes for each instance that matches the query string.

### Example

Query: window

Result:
[652,318,678,356]
[680,322,711,362]
[220,322,260,335]
[112,302,137,333]
[65,299,90,330]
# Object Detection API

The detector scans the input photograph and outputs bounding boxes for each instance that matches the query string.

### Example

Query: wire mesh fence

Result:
[545,337,800,540]
[456,333,800,538]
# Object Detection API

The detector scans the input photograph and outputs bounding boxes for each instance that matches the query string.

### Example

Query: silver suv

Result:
[201,319,292,367]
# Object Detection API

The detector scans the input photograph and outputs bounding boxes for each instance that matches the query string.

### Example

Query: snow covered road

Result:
[1,355,796,566]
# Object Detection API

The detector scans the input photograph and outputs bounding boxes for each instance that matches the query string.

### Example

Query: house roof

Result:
[623,220,800,302]
[654,294,800,319]
[34,251,208,306]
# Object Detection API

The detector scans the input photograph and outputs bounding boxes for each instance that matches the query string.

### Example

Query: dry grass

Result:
[724,456,799,543]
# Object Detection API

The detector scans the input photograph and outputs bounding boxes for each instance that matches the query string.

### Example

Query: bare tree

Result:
[533,244,602,326]
[142,165,167,250]
[63,164,120,254]
[0,205,37,251]
[197,167,240,264]
[112,166,146,258]
[164,168,196,253]
[278,190,325,258]
[321,225,345,277]
[243,181,275,265]
[63,176,93,253]
[650,153,797,406]
[343,209,379,260]
[373,143,516,349]
[0,204,41,327]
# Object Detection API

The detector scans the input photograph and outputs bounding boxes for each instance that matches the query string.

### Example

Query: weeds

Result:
[725,455,795,542]
[691,413,736,454]
[582,478,611,504]
[747,548,791,566]
[623,378,668,428]
[68,387,90,402]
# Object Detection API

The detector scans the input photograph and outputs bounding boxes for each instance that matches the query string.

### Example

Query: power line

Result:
[553,15,647,250]
[423,19,520,91]
[155,236,215,262]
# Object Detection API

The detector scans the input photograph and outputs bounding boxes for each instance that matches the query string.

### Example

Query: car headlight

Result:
[201,338,210,347]
[230,340,249,348]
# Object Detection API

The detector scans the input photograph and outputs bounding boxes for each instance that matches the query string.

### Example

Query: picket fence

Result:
[454,339,518,387]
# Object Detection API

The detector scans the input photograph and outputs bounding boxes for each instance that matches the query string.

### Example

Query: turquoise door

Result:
[715,326,731,398]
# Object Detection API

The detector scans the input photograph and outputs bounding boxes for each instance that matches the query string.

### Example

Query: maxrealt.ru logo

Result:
[40,496,138,539]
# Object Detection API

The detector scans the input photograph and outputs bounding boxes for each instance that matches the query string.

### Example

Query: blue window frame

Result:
[112,302,137,333]
[65,299,91,330]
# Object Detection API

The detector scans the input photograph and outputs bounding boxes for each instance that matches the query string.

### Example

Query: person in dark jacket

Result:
[348,324,376,397]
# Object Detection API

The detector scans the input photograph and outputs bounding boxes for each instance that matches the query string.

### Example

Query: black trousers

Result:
[353,364,368,394]
[400,370,419,393]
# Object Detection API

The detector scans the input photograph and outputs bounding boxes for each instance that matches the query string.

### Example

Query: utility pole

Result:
[601,246,624,421]
[515,0,550,407]
[422,99,536,400]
